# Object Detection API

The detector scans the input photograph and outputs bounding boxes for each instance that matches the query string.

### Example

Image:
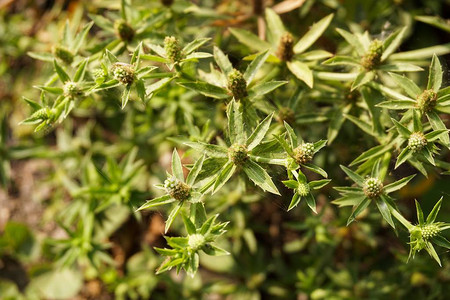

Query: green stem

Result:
[391,208,413,231]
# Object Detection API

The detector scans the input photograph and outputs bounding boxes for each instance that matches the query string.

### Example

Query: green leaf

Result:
[229,28,272,52]
[381,27,406,61]
[182,214,196,235]
[323,55,360,66]
[415,15,450,33]
[243,159,280,195]
[287,193,301,211]
[426,197,442,224]
[178,82,229,99]
[172,149,184,182]
[294,13,334,54]
[53,59,70,83]
[274,134,294,156]
[428,54,443,91]
[141,54,171,63]
[202,244,230,256]
[304,193,317,213]
[309,179,331,190]
[227,100,246,145]
[351,71,374,91]
[73,59,88,82]
[284,121,298,148]
[282,180,299,189]
[297,50,333,61]
[136,194,174,211]
[415,200,425,226]
[302,163,328,178]
[391,118,412,138]
[244,50,270,85]
[395,147,412,169]
[213,162,236,194]
[375,197,395,228]
[184,142,228,158]
[340,165,364,186]
[347,197,371,226]
[426,111,450,147]
[183,38,211,55]
[390,43,450,60]
[247,113,273,150]
[389,73,421,98]
[165,201,183,233]
[248,81,288,99]
[424,129,448,142]
[22,97,42,111]
[186,155,205,186]
[73,21,94,53]
[384,175,415,194]
[345,114,373,136]
[425,241,441,266]
[432,235,450,249]
[376,100,416,110]
[335,28,365,56]
[121,85,131,109]
[214,46,233,76]
[287,61,313,88]
[413,109,422,132]
[265,8,285,44]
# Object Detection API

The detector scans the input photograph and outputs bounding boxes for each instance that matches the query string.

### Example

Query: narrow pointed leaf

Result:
[389,73,421,99]
[294,13,334,54]
[287,61,313,88]
[426,197,442,224]
[428,54,443,91]
[165,202,184,233]
[244,50,270,84]
[137,194,174,211]
[375,197,395,228]
[247,113,273,150]
[243,159,280,195]
[172,149,184,182]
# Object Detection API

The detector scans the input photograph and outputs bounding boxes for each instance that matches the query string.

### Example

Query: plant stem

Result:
[391,208,413,231]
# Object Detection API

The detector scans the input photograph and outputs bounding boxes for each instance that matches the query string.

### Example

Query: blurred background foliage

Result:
[0,0,450,299]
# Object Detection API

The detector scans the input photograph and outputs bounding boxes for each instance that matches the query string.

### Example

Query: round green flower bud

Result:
[63,81,82,98]
[276,32,295,62]
[363,177,383,198]
[360,39,383,70]
[420,224,441,239]
[111,63,135,85]
[228,144,248,165]
[227,69,248,100]
[93,68,106,79]
[408,132,427,152]
[164,36,183,63]
[164,176,191,201]
[188,234,205,251]
[416,89,437,112]
[293,143,315,164]
[52,45,74,64]
[297,182,310,197]
[114,19,135,42]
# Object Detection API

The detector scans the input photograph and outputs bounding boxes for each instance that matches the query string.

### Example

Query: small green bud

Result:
[114,19,135,42]
[63,81,82,98]
[420,224,441,239]
[227,69,248,100]
[93,68,106,79]
[188,233,206,251]
[164,36,183,63]
[297,182,310,197]
[111,63,135,85]
[408,132,427,152]
[52,45,74,64]
[293,143,315,164]
[360,39,383,70]
[276,32,295,62]
[164,176,191,201]
[363,177,383,198]
[228,144,248,165]
[410,224,441,252]
[416,89,437,112]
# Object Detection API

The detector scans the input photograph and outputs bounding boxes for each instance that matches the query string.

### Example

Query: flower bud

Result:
[63,81,82,98]
[227,69,248,100]
[52,45,74,64]
[164,176,191,201]
[293,143,315,164]
[416,89,437,112]
[93,68,106,79]
[111,63,135,85]
[408,132,427,152]
[228,144,248,165]
[363,177,383,198]
[188,233,206,251]
[276,33,295,62]
[360,39,383,70]
[297,182,310,197]
[114,19,135,42]
[164,36,183,63]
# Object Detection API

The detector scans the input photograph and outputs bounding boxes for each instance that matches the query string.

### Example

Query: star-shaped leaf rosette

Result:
[274,122,328,178]
[229,8,334,88]
[137,149,205,233]
[377,54,450,148]
[390,197,450,266]
[282,169,331,213]
[334,162,415,228]
[185,100,280,195]
[391,111,448,176]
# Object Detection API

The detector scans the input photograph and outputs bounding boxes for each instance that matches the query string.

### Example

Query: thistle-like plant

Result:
[335,162,415,228]
[229,8,334,87]
[137,149,204,233]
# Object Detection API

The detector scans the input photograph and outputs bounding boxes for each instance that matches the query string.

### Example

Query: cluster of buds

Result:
[63,81,83,98]
[93,68,107,79]
[164,176,191,201]
[228,144,248,165]
[114,19,135,43]
[188,233,206,251]
[297,182,310,197]
[416,89,437,112]
[408,132,428,152]
[360,39,383,70]
[164,36,183,63]
[227,69,248,100]
[293,143,315,164]
[409,224,441,252]
[111,63,135,85]
[363,177,383,198]
[52,45,74,64]
[276,33,295,62]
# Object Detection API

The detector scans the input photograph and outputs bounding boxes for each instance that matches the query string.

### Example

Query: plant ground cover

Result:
[1,0,450,299]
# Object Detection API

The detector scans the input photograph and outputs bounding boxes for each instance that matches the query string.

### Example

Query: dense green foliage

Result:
[1,0,450,299]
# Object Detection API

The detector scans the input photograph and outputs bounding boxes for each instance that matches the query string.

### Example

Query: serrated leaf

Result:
[248,81,287,99]
[178,82,229,99]
[384,175,415,194]
[243,159,280,195]
[389,73,421,98]
[136,194,174,211]
[381,27,406,61]
[214,46,233,76]
[247,113,273,150]
[186,155,205,186]
[244,50,270,85]
[426,110,450,147]
[340,165,364,186]
[428,54,443,91]
[172,148,184,182]
[347,197,371,226]
[213,162,236,194]
[165,201,183,233]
